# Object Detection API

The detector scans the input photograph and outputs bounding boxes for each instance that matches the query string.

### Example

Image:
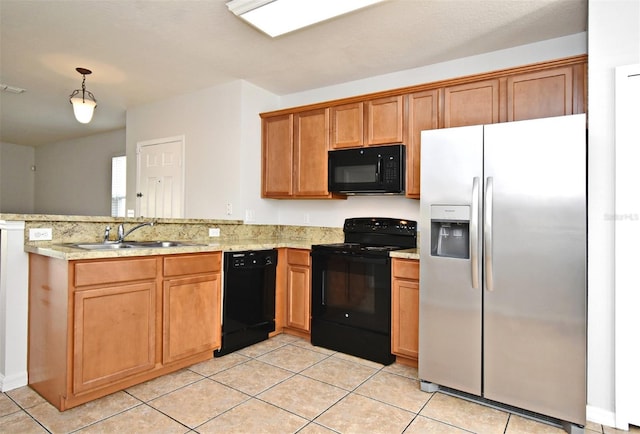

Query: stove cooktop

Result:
[310,242,406,257]
[311,218,417,257]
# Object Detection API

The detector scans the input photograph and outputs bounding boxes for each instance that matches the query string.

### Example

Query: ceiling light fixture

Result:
[226,0,384,37]
[69,67,97,124]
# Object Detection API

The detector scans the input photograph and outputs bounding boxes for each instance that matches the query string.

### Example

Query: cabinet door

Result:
[73,282,156,394]
[391,259,420,361]
[506,66,574,121]
[405,90,440,199]
[262,114,294,197]
[330,102,364,149]
[366,96,403,145]
[163,273,221,364]
[286,249,311,332]
[444,79,500,127]
[294,108,330,197]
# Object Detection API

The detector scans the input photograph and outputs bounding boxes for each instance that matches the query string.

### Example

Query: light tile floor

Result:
[0,334,637,434]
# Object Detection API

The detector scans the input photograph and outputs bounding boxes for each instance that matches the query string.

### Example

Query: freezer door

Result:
[483,114,586,424]
[419,125,483,395]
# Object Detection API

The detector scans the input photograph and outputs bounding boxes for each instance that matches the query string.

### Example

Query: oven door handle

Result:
[312,250,390,264]
[349,255,389,265]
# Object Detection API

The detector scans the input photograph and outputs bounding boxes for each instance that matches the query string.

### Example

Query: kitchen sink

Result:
[67,241,200,250]
[126,241,190,248]
[73,243,133,250]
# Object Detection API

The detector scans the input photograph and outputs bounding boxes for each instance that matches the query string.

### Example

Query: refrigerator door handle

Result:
[484,176,494,291]
[471,177,480,289]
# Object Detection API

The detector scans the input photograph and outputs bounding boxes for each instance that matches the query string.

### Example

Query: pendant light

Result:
[69,67,97,124]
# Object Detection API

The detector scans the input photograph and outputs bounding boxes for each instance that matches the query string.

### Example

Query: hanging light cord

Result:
[69,67,96,105]
[79,74,87,102]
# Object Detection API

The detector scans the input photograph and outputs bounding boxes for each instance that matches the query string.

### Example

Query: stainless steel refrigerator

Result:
[418,114,586,430]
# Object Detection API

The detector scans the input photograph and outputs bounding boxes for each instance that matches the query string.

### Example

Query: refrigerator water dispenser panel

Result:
[430,205,470,259]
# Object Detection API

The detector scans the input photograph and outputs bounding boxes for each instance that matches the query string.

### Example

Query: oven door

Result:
[311,250,391,333]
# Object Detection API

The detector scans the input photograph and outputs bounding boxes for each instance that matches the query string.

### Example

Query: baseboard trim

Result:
[586,405,616,428]
[0,371,28,392]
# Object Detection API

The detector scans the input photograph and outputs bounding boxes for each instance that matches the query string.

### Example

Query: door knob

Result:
[136,192,143,197]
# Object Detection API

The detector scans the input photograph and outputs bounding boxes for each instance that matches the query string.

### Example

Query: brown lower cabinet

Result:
[28,252,221,411]
[391,258,420,367]
[283,248,311,339]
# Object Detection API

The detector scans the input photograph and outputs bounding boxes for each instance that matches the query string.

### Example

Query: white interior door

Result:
[615,64,640,430]
[136,136,184,218]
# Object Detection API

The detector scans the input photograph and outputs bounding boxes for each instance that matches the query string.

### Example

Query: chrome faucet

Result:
[116,221,155,243]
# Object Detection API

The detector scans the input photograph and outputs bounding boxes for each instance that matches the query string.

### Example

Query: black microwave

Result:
[328,144,405,194]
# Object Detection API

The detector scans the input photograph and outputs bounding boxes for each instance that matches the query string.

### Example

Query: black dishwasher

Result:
[214,249,277,357]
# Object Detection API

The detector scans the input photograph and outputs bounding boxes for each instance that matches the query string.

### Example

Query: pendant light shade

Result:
[69,67,97,124]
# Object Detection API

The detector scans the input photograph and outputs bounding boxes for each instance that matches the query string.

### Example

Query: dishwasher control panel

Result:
[229,250,277,268]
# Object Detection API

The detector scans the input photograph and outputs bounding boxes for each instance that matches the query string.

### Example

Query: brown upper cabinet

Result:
[330,96,404,149]
[366,96,404,145]
[262,114,293,197]
[404,90,440,199]
[294,109,331,197]
[444,79,500,128]
[261,55,587,200]
[330,102,364,148]
[506,65,582,121]
[262,109,344,199]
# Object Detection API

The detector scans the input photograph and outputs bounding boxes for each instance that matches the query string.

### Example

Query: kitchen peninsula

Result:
[2,214,419,411]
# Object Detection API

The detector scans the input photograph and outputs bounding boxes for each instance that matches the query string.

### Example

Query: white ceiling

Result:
[0,0,587,147]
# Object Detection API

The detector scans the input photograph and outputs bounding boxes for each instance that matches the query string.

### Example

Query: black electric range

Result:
[310,217,417,365]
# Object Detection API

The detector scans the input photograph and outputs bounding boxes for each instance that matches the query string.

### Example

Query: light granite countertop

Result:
[25,238,319,261]
[389,248,420,260]
[26,242,420,261]
[13,213,420,261]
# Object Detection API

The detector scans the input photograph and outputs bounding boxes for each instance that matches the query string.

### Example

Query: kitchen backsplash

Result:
[0,214,344,246]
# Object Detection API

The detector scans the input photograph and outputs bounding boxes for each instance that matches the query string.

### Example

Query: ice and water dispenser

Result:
[430,205,470,259]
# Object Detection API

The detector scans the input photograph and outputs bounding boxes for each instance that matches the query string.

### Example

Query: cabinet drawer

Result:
[288,249,310,266]
[74,258,157,287]
[392,259,419,280]
[164,253,221,277]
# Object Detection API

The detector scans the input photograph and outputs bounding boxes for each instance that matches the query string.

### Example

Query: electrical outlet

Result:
[208,228,220,237]
[303,213,311,224]
[226,203,233,215]
[245,209,255,222]
[29,228,52,241]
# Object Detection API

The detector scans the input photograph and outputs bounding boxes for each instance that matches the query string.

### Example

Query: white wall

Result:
[238,81,286,224]
[0,142,35,214]
[126,81,281,221]
[34,129,125,216]
[587,0,640,426]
